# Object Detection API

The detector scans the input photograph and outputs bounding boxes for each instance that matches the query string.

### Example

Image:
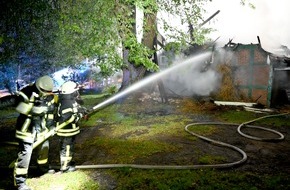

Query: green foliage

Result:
[124,37,158,71]
[0,0,58,61]
[136,0,158,13]
[56,0,122,67]
[164,42,182,53]
[55,0,160,76]
[102,85,119,95]
[0,0,255,89]
[0,0,59,79]
[157,0,211,45]
[190,27,213,45]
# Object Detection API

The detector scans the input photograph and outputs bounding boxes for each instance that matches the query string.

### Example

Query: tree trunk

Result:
[120,49,147,91]
[143,9,168,103]
[120,5,156,90]
[119,2,167,103]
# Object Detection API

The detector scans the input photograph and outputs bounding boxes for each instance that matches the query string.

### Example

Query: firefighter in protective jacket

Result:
[13,75,54,190]
[57,81,86,173]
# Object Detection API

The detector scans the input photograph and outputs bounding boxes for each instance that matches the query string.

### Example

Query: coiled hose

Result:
[1,113,287,170]
[75,112,287,170]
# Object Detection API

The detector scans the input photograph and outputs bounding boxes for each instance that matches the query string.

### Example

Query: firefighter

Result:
[56,81,86,173]
[13,75,54,190]
[36,92,59,174]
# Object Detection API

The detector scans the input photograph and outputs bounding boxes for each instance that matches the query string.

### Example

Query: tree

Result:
[0,0,253,92]
[0,0,59,83]
[54,0,225,90]
[119,1,159,90]
[115,0,254,89]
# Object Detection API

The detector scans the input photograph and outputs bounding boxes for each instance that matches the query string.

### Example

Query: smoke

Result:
[205,0,290,55]
[161,56,220,97]
[156,0,290,98]
[94,53,213,110]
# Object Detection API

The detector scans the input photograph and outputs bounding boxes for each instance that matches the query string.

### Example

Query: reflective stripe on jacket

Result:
[56,114,80,136]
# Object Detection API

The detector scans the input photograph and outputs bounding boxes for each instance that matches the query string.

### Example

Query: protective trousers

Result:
[14,140,49,184]
[59,136,75,171]
[36,139,49,172]
[14,142,33,186]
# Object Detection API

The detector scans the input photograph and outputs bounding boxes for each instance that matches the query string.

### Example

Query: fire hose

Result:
[6,116,76,168]
[1,111,287,170]
[66,112,287,170]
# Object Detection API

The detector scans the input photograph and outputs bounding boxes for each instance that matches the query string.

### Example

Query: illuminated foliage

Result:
[0,0,252,87]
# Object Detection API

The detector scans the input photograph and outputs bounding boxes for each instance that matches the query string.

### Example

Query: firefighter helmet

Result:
[60,81,79,94]
[36,75,54,93]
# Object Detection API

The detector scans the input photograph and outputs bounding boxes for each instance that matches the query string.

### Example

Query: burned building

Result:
[213,41,290,107]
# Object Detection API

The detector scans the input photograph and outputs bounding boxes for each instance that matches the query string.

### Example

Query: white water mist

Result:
[93,52,212,110]
[161,55,220,96]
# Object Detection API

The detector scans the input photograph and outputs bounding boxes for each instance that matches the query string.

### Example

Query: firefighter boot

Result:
[17,183,31,190]
[61,165,76,173]
[15,174,31,190]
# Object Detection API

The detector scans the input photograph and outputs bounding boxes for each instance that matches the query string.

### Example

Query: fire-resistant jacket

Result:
[56,92,85,137]
[15,83,48,143]
[41,94,58,130]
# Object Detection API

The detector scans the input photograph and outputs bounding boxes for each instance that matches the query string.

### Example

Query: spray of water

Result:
[93,52,212,111]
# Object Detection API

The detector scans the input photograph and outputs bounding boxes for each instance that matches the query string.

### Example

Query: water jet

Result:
[92,52,212,111]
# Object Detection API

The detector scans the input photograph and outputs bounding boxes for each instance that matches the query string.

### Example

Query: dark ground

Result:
[0,97,290,189]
